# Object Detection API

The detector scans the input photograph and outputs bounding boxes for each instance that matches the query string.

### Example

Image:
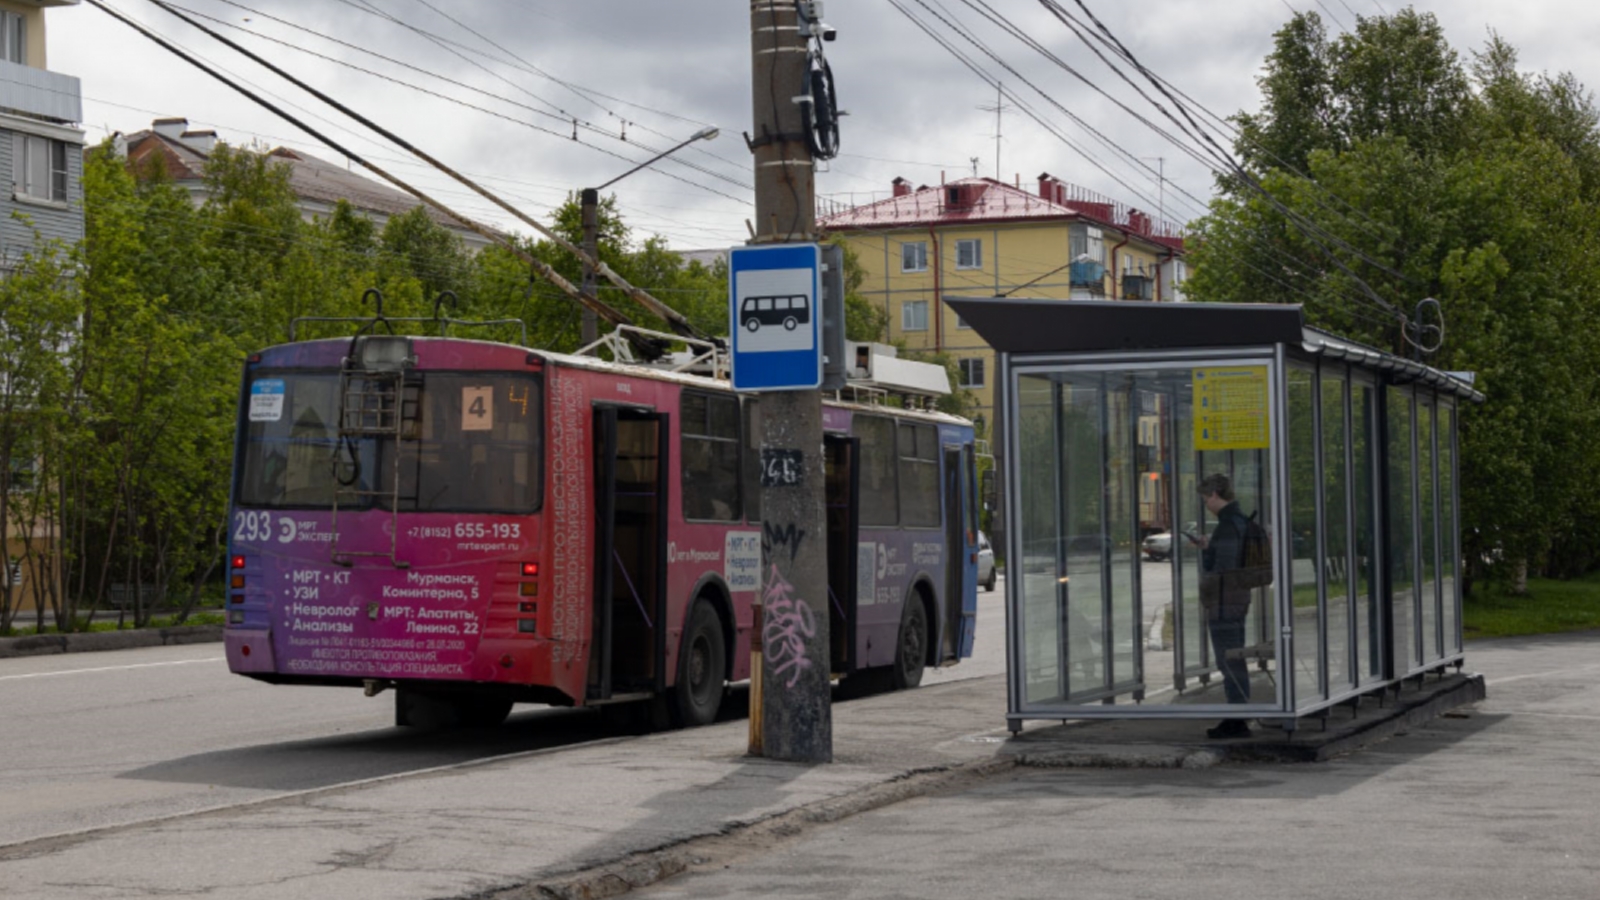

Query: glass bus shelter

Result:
[947,299,1480,732]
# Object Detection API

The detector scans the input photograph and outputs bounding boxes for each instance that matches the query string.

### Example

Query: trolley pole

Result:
[747,0,831,763]
[580,187,599,346]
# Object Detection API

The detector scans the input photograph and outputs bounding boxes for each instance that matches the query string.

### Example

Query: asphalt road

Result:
[0,576,1009,848]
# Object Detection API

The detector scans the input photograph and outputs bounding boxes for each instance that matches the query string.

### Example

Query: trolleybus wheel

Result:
[673,600,726,728]
[891,597,928,690]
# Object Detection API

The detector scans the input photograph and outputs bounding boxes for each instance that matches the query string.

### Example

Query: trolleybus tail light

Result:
[247,353,261,364]
[230,594,245,605]
[521,562,539,577]
[518,602,537,614]
[517,619,537,635]
[231,555,246,570]
[519,581,538,597]
[231,574,246,589]
[229,610,245,625]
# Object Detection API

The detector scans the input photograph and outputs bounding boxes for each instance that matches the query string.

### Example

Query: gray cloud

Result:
[57,0,1599,249]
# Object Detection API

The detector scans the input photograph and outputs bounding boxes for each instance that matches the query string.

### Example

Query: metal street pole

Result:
[581,127,720,344]
[747,0,831,763]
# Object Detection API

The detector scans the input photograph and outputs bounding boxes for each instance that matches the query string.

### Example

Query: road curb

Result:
[475,757,1018,900]
[1012,746,1222,769]
[0,624,223,659]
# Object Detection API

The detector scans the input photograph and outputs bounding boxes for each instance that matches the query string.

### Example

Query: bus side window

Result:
[856,414,897,527]
[898,422,940,527]
[682,391,740,522]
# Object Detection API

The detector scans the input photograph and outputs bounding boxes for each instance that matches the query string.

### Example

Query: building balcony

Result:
[1069,260,1106,288]
[0,58,80,124]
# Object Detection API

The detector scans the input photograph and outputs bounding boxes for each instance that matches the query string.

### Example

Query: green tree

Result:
[829,236,888,342]
[0,237,78,633]
[1192,11,1600,588]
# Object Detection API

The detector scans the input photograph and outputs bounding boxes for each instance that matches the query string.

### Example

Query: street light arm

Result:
[594,127,720,191]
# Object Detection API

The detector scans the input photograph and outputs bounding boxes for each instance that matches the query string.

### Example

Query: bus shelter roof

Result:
[944,297,1483,403]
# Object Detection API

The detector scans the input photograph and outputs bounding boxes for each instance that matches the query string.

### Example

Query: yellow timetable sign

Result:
[1193,366,1269,450]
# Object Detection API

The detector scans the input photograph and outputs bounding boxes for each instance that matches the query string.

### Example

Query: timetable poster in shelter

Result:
[1193,366,1269,450]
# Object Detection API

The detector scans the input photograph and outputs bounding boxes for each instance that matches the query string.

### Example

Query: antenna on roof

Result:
[977,82,1011,181]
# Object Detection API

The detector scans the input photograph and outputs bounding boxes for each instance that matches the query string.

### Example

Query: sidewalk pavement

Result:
[0,666,1483,900]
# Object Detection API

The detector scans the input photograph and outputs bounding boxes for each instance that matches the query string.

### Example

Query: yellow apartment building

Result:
[819,173,1188,434]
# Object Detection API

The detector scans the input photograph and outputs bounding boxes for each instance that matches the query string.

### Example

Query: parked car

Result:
[977,531,997,591]
[1142,531,1172,562]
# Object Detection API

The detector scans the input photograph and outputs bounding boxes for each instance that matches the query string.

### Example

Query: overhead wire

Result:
[162,0,754,203]
[1047,2,1394,239]
[886,0,1181,221]
[86,0,656,339]
[337,0,754,195]
[128,0,721,342]
[889,0,1409,330]
[947,0,1409,322]
[1049,1,1416,303]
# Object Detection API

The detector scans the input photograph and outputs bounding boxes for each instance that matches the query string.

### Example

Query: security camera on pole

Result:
[739,0,841,763]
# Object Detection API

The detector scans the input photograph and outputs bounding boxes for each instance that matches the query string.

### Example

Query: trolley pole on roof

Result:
[745,0,831,762]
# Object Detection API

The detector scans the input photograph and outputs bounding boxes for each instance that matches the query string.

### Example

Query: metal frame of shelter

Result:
[947,298,1482,734]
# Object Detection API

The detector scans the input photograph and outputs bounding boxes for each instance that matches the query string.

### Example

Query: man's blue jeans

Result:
[1207,614,1251,705]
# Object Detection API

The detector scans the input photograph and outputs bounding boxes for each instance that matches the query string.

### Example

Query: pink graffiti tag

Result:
[762,563,816,689]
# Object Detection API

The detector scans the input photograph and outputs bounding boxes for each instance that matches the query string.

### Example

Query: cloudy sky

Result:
[51,1,1594,251]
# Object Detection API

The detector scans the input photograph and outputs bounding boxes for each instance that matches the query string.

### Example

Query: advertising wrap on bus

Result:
[225,334,978,729]
[227,510,541,682]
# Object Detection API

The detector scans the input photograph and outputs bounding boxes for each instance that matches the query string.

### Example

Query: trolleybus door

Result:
[942,443,978,662]
[590,405,668,701]
[824,434,860,673]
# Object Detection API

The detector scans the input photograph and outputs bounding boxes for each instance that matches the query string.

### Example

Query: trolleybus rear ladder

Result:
[329,365,417,569]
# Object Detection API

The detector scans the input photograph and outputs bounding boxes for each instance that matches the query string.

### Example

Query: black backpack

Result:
[1232,511,1273,589]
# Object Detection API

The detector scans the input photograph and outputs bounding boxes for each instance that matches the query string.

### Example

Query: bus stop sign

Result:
[729,243,821,392]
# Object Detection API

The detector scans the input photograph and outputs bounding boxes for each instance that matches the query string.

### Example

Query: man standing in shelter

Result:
[1196,473,1254,739]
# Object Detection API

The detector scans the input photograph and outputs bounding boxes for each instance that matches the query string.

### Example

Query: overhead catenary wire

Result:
[886,0,1184,221]
[887,0,1412,330]
[338,0,755,195]
[1046,1,1415,316]
[1044,1,1395,239]
[83,0,650,339]
[117,0,715,345]
[922,0,1412,324]
[161,0,754,204]
[396,0,749,175]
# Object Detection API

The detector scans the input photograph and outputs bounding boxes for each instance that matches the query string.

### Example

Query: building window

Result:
[901,241,928,273]
[902,299,929,332]
[1,12,24,65]
[956,238,982,270]
[958,357,986,389]
[13,133,68,203]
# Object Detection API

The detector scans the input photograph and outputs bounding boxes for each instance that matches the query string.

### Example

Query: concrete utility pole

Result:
[747,0,831,763]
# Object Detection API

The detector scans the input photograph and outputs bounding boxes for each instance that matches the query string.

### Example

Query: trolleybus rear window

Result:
[237,371,542,513]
